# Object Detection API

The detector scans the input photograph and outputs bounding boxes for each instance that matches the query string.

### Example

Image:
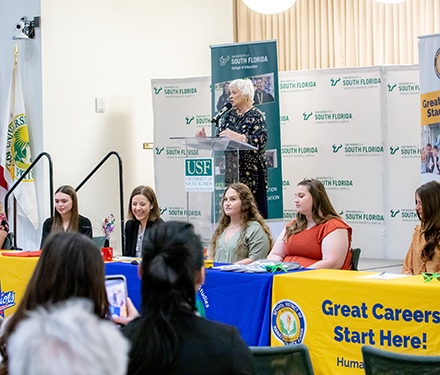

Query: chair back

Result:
[2,232,14,250]
[351,248,361,270]
[362,345,440,375]
[250,344,314,375]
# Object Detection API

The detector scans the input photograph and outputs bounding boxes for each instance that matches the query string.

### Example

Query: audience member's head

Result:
[7,299,129,375]
[126,221,204,374]
[0,232,110,369]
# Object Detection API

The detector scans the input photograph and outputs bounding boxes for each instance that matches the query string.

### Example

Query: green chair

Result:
[250,344,314,375]
[362,345,440,375]
[350,248,361,271]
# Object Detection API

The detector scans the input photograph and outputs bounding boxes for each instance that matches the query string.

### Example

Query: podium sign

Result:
[185,158,214,192]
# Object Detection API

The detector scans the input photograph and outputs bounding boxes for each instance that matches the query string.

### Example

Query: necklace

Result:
[228,223,242,230]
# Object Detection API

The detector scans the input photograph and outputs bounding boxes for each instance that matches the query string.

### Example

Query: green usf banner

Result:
[210,40,283,219]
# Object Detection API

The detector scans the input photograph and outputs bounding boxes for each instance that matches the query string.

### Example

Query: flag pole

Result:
[13,45,18,248]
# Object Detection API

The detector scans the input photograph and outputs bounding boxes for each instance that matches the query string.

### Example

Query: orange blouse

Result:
[283,219,352,270]
[402,225,440,275]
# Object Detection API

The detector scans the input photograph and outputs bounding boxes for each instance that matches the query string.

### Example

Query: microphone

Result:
[211,103,232,123]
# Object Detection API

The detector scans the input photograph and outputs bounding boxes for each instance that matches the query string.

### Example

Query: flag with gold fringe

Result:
[0,47,38,229]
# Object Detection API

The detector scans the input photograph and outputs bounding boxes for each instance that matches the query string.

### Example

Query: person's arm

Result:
[40,218,52,248]
[267,228,287,262]
[80,216,93,239]
[402,228,418,275]
[247,111,268,148]
[307,228,349,269]
[236,223,270,264]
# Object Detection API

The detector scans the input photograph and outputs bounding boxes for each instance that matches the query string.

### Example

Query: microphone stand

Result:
[213,118,220,137]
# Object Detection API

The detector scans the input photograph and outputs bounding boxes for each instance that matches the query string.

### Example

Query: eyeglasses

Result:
[422,272,440,283]
[265,264,287,273]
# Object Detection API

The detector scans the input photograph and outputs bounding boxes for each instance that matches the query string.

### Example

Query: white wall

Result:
[0,0,234,251]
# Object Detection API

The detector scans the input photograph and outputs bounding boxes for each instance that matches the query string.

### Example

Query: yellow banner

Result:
[0,255,38,318]
[420,90,440,126]
[271,270,440,375]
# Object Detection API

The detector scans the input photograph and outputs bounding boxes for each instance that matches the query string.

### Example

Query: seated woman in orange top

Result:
[267,179,352,269]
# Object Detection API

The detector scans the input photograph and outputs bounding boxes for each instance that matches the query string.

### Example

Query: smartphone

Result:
[105,274,128,317]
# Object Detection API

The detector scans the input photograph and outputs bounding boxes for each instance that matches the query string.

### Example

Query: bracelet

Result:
[242,135,246,143]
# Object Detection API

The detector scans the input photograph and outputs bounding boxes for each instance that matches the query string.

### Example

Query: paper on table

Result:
[359,273,412,280]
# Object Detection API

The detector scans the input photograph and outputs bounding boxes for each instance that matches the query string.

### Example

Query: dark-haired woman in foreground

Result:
[122,221,255,375]
[0,232,110,373]
[402,181,440,274]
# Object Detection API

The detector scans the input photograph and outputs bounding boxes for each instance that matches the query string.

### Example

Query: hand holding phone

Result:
[105,275,128,318]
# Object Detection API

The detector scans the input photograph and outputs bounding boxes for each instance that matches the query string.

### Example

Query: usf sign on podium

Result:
[185,158,214,192]
[171,136,256,242]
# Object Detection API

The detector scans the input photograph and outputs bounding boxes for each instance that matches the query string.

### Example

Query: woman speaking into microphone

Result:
[196,78,269,219]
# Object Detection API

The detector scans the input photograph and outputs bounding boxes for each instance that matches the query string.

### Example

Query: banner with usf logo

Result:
[278,65,421,259]
[418,34,440,185]
[151,77,213,247]
[210,40,283,220]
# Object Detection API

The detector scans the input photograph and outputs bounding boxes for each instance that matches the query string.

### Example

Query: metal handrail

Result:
[75,151,125,253]
[4,152,54,246]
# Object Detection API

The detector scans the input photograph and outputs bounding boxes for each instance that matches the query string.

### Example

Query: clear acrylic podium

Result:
[171,136,257,242]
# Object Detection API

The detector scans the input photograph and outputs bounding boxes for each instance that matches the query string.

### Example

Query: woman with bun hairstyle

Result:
[40,185,92,247]
[123,185,164,257]
[122,221,255,375]
[402,181,440,274]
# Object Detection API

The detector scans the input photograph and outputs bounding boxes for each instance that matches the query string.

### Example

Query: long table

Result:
[105,262,291,346]
[271,269,440,375]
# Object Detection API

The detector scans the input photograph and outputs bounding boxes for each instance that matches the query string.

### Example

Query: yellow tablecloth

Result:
[271,269,440,375]
[0,254,39,318]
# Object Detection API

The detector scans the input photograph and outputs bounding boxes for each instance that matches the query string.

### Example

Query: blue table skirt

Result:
[105,261,304,347]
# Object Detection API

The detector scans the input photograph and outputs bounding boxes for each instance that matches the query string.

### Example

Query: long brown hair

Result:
[416,180,440,261]
[51,185,79,233]
[127,185,161,222]
[0,232,110,373]
[285,179,341,239]
[209,183,273,259]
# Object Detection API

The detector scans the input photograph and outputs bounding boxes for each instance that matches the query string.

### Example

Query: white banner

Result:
[153,66,421,259]
[151,77,213,247]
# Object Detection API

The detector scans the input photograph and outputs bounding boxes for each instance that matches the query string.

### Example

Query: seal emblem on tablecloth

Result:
[271,299,306,345]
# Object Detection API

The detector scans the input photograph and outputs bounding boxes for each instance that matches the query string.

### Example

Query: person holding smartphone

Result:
[118,221,255,375]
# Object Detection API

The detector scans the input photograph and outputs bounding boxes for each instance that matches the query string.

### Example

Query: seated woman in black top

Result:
[41,185,92,247]
[123,185,163,257]
[121,221,255,375]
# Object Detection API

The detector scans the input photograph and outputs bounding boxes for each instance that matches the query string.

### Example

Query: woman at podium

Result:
[196,78,268,219]
[123,185,164,257]
[40,185,92,247]
[208,183,272,264]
